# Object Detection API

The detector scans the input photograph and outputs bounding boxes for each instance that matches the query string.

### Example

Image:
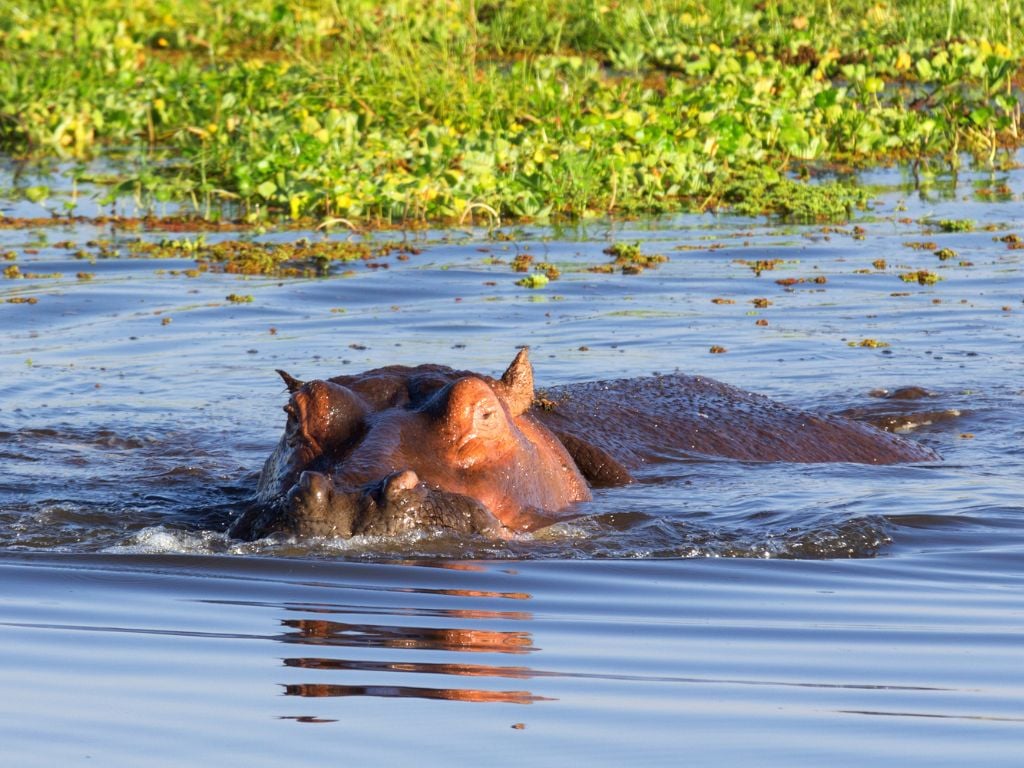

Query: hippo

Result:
[228,349,939,541]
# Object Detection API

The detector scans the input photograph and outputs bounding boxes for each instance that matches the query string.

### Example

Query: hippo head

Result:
[230,350,591,540]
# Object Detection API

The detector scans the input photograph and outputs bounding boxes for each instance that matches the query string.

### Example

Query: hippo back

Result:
[535,373,939,466]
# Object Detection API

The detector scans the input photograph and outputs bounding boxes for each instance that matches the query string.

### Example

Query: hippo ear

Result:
[495,348,534,416]
[276,369,305,393]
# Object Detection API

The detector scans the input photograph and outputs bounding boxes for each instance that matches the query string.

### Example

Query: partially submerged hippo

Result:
[229,349,938,541]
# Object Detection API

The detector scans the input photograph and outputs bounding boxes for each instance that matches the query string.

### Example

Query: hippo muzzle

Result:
[230,469,504,540]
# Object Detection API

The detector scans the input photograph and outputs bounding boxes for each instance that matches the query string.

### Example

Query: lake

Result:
[1,161,1022,765]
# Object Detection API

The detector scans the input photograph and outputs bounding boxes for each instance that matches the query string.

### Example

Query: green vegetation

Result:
[131,236,412,275]
[899,269,943,284]
[515,273,549,289]
[848,338,891,348]
[601,242,669,273]
[2,1,1023,224]
[936,218,977,231]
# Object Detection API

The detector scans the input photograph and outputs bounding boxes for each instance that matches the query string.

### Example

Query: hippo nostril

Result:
[383,469,420,501]
[298,471,332,505]
[278,470,360,538]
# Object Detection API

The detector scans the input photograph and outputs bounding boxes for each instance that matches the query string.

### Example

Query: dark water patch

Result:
[5,425,151,451]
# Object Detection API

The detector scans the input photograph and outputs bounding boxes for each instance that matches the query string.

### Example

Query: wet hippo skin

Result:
[229,349,938,541]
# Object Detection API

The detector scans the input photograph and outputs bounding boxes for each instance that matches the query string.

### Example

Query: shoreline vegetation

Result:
[1,1,1022,226]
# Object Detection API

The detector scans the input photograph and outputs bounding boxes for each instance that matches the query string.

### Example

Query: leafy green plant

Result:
[0,1,1021,224]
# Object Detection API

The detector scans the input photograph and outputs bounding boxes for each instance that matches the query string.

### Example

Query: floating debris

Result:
[899,270,942,285]
[849,338,890,348]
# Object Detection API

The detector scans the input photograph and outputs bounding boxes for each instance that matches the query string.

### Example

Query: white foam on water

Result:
[103,526,228,555]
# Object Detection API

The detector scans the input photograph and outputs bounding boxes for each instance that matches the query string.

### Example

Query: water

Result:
[1,162,1023,765]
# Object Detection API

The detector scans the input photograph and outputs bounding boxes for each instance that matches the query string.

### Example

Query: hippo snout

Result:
[231,469,505,541]
[354,470,505,538]
[289,471,332,511]
[283,470,360,537]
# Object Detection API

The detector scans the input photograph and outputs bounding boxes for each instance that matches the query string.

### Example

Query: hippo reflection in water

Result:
[229,349,939,541]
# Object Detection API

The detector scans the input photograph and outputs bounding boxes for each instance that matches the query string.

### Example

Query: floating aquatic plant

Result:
[899,270,943,285]
[0,1,1021,223]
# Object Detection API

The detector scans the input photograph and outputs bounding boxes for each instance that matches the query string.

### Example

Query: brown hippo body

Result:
[229,350,938,541]
[537,373,937,468]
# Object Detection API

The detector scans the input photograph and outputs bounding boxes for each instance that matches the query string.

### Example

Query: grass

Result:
[1,1,1022,225]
